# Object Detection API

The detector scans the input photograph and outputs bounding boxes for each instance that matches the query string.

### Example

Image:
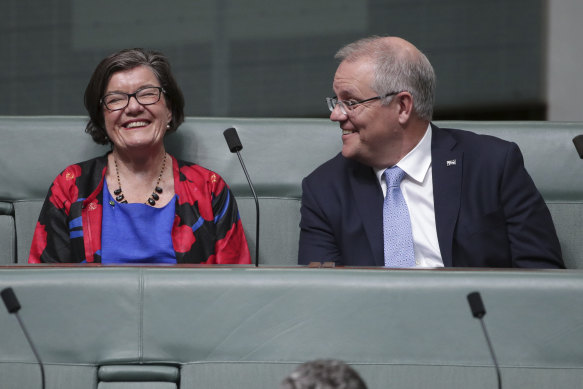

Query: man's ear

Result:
[396,92,414,124]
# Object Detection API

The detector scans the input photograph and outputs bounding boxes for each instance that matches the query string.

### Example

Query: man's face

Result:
[331,59,401,168]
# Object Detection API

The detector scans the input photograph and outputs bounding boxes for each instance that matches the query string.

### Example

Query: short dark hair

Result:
[83,48,185,145]
[281,359,368,389]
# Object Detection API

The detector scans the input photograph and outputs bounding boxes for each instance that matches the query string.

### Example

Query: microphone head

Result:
[224,127,243,153]
[573,135,583,159]
[1,287,21,314]
[467,291,486,319]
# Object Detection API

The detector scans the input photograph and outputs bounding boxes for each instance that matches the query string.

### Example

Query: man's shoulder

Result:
[304,153,354,182]
[432,125,519,162]
[433,124,515,149]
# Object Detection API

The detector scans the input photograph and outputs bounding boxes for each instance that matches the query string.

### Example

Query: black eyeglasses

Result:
[101,86,166,111]
[326,91,401,115]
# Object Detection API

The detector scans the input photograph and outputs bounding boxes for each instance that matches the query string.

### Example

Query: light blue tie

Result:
[383,166,415,267]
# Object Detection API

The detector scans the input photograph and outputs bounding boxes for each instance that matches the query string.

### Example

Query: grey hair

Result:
[335,36,435,121]
[280,359,367,389]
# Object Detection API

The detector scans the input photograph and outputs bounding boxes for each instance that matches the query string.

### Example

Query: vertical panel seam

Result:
[139,268,144,363]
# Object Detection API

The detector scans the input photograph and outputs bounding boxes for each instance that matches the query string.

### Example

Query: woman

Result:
[29,48,251,264]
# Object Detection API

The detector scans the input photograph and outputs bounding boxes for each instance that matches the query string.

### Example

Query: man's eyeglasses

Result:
[326,91,401,115]
[101,86,166,111]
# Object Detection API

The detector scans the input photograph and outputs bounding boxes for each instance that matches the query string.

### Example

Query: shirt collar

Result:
[374,123,432,184]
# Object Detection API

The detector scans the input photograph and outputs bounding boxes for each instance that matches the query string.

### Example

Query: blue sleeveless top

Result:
[101,180,177,264]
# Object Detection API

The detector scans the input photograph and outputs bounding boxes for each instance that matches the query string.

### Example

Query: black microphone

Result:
[467,291,502,389]
[223,127,260,267]
[2,287,46,389]
[573,135,583,158]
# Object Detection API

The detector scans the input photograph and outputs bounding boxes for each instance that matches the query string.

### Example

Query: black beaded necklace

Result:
[113,153,167,206]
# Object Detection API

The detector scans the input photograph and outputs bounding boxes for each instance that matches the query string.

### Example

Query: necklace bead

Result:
[113,153,167,207]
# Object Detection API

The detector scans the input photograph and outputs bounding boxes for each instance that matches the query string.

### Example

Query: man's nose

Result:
[329,103,346,121]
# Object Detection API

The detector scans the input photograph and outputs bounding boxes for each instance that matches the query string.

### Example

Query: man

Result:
[298,36,564,268]
[280,359,368,389]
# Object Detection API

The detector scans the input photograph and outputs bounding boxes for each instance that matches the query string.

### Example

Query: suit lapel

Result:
[431,124,463,267]
[348,161,385,266]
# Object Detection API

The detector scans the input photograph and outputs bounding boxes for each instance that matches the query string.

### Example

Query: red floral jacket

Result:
[29,154,251,264]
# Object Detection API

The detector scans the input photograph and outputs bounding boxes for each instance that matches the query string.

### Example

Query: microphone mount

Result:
[224,127,260,267]
[467,291,502,389]
[2,287,46,389]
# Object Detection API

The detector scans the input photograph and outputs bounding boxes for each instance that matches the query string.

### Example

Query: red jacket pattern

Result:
[29,154,251,264]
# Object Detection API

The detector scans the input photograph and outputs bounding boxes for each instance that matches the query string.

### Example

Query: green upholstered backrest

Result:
[1,117,583,266]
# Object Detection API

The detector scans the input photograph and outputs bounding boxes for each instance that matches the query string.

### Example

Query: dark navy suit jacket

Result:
[298,124,564,268]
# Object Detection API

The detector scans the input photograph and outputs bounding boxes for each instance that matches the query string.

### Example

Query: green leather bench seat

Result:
[1,116,582,267]
[1,267,582,388]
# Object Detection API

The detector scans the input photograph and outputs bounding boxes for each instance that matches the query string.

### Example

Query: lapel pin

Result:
[446,159,457,167]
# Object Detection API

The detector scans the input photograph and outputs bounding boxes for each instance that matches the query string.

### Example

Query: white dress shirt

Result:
[374,125,444,268]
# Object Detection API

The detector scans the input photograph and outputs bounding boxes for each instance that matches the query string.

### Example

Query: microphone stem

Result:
[236,151,260,267]
[16,313,45,389]
[480,319,502,389]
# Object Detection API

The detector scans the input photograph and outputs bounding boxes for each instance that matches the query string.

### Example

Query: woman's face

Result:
[102,65,172,153]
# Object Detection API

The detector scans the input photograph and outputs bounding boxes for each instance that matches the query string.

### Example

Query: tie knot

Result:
[384,166,406,188]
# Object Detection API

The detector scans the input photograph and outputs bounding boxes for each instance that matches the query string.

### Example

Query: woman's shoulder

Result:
[172,157,230,201]
[46,154,107,203]
[171,157,231,200]
[172,156,225,182]
[72,154,108,170]
[54,154,107,183]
